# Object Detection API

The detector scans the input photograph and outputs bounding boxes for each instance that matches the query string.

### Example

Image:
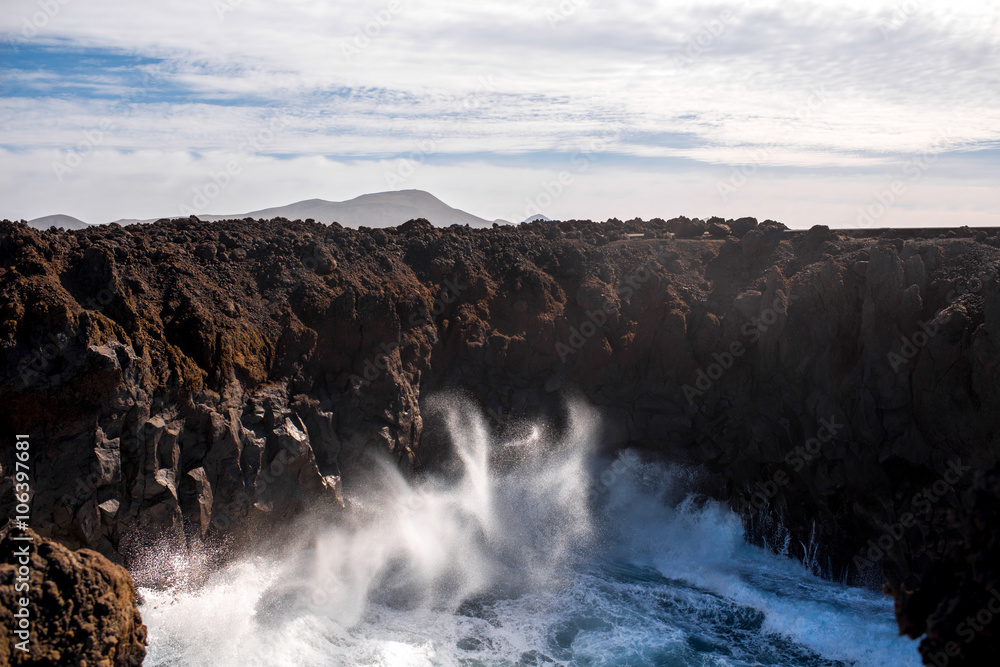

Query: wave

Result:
[134,398,919,666]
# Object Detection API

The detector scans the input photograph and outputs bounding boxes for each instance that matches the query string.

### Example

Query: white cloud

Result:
[1,0,998,222]
[0,148,996,230]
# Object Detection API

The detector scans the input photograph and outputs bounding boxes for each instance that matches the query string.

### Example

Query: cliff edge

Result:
[1,215,999,664]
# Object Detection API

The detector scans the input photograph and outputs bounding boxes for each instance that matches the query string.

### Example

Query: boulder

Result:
[0,530,146,666]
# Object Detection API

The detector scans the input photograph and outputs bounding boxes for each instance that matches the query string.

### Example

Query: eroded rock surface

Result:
[0,529,146,666]
[1,216,999,664]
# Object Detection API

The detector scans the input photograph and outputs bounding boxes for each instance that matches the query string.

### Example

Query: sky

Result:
[1,0,998,228]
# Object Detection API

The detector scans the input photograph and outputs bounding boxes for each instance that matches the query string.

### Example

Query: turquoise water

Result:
[136,402,920,666]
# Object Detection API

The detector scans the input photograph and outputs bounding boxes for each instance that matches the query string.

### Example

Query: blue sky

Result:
[1,0,998,227]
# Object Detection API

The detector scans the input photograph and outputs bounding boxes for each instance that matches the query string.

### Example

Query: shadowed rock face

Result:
[0,529,146,666]
[1,216,999,665]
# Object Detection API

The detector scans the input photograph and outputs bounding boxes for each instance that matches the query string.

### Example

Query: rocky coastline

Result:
[2,215,999,665]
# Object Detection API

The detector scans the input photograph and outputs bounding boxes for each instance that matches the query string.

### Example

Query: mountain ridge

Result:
[108,189,493,228]
[26,214,91,231]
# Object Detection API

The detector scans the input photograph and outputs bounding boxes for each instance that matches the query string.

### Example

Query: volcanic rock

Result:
[0,529,146,666]
[1,216,999,667]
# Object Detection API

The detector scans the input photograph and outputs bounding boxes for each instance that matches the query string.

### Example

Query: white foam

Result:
[604,460,921,667]
[137,401,920,667]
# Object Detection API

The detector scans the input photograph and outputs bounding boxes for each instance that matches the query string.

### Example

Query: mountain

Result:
[107,190,491,228]
[152,190,488,228]
[27,214,90,231]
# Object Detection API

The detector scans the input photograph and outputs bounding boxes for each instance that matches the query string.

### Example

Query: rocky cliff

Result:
[1,215,999,665]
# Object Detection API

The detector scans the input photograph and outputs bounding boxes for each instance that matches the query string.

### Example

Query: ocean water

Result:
[134,401,920,667]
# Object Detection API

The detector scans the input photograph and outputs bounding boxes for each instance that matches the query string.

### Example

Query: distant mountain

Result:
[106,190,491,228]
[27,214,90,231]
[486,214,549,225]
[191,190,489,228]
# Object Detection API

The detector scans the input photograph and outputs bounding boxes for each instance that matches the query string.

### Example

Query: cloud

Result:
[0,0,997,221]
[0,148,996,230]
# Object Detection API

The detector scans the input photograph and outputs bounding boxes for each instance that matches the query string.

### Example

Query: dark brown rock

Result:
[0,529,146,666]
[708,221,732,238]
[729,217,758,238]
[671,217,707,238]
[1,216,1000,666]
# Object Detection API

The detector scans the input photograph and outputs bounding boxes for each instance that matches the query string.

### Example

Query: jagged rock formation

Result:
[0,529,146,666]
[1,215,999,665]
[890,467,1000,666]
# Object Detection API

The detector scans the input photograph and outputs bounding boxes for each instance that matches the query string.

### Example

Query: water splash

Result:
[138,397,597,664]
[135,398,920,667]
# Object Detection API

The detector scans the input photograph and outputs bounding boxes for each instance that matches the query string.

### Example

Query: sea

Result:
[134,401,921,667]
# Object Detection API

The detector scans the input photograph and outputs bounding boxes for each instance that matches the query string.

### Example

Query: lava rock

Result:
[0,529,147,666]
